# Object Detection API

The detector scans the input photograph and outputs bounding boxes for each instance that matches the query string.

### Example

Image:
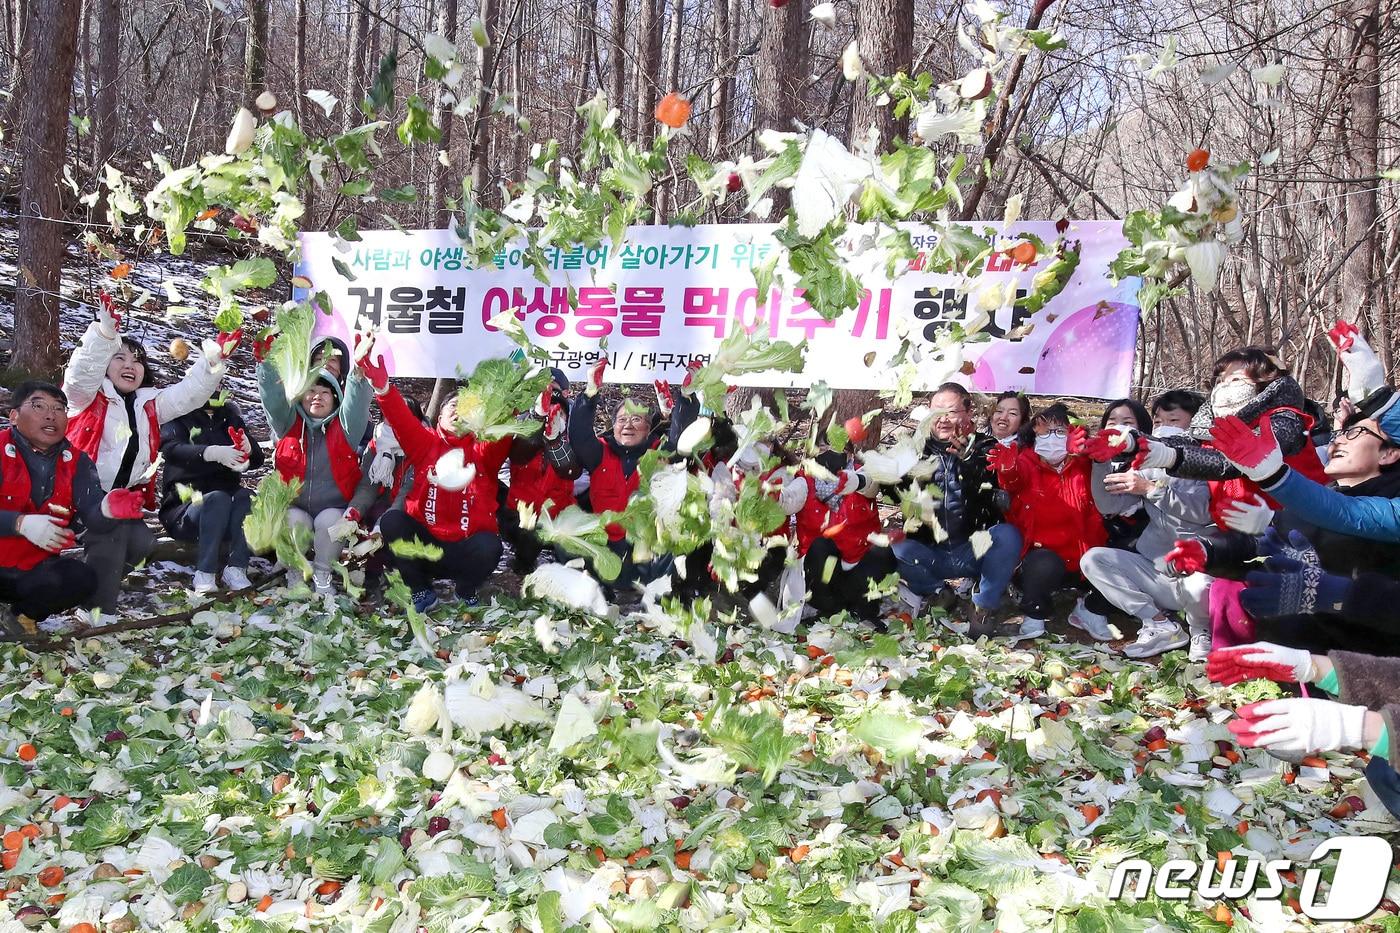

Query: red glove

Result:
[1066,424,1088,456]
[1129,435,1179,471]
[586,359,606,397]
[542,398,567,441]
[1327,319,1358,353]
[534,387,553,418]
[357,349,390,393]
[215,328,242,358]
[344,507,362,525]
[1163,538,1207,575]
[1206,643,1312,686]
[1209,415,1283,482]
[680,359,704,396]
[102,488,146,521]
[986,442,1019,473]
[227,427,250,455]
[97,289,122,333]
[1084,427,1134,462]
[252,331,277,363]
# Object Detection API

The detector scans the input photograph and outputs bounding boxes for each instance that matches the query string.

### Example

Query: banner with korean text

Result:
[296,221,1139,398]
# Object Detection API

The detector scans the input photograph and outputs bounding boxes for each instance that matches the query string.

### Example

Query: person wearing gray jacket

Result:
[1080,429,1226,660]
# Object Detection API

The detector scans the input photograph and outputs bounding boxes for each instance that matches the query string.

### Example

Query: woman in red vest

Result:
[0,381,146,634]
[796,449,896,623]
[355,350,515,613]
[62,294,236,613]
[257,333,373,597]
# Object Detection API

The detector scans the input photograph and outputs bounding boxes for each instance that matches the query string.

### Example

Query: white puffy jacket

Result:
[62,321,227,491]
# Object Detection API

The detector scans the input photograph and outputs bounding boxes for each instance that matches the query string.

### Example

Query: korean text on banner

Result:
[294,221,1140,399]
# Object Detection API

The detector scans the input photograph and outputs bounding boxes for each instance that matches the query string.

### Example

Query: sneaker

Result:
[1123,619,1188,658]
[312,572,335,598]
[1003,616,1047,643]
[192,571,219,594]
[1068,598,1114,641]
[897,583,925,616]
[222,567,253,591]
[1188,631,1212,662]
[412,589,440,614]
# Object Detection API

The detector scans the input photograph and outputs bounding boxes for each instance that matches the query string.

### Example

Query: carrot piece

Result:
[491,808,508,830]
[1079,804,1102,823]
[789,844,810,863]
[2,832,23,853]
[16,744,36,763]
[674,850,692,870]
[315,880,341,897]
[1216,851,1233,872]
[37,865,65,887]
[256,894,274,912]
[18,826,38,841]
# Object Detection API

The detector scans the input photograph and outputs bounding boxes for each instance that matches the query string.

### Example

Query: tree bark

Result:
[14,0,81,379]
[427,0,459,226]
[706,0,734,156]
[242,0,268,105]
[467,0,501,203]
[608,0,626,115]
[344,0,369,128]
[294,0,308,123]
[849,0,911,148]
[1341,0,1380,327]
[570,0,595,149]
[92,0,117,167]
[754,0,805,210]
[632,0,662,150]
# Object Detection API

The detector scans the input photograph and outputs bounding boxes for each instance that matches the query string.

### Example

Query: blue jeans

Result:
[892,523,1021,610]
[167,489,253,574]
[1366,755,1400,822]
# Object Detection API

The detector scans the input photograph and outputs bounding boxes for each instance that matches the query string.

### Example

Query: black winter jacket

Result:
[157,402,266,528]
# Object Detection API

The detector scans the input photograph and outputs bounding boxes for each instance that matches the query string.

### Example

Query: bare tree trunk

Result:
[428,0,459,225]
[0,0,30,135]
[92,0,117,168]
[658,0,684,217]
[467,0,500,201]
[14,0,81,379]
[754,0,805,210]
[294,0,308,123]
[1341,0,1380,327]
[569,0,595,150]
[344,0,369,128]
[632,0,662,149]
[849,0,911,148]
[608,0,626,114]
[242,0,268,106]
[706,0,733,156]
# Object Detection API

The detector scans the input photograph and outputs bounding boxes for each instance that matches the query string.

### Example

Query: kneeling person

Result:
[358,352,509,612]
[0,382,143,633]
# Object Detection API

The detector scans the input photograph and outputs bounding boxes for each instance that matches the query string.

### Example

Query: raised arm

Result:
[568,392,605,472]
[338,370,374,447]
[1263,468,1400,543]
[154,343,228,424]
[257,362,297,438]
[62,321,122,413]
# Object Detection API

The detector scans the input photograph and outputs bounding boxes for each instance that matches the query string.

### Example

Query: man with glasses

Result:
[0,382,141,635]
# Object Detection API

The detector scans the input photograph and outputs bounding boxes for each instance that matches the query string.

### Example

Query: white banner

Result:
[295,221,1140,398]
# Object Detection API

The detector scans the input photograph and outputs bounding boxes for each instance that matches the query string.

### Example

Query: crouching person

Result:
[799,464,895,622]
[158,401,265,593]
[0,382,145,634]
[357,349,508,612]
[256,333,372,596]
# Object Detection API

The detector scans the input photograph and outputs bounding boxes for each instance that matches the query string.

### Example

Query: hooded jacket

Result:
[257,351,373,515]
[62,321,227,491]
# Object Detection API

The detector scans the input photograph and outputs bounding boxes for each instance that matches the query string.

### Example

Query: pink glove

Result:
[227,427,249,455]
[102,489,146,521]
[586,359,607,397]
[1084,426,1134,462]
[1209,415,1283,482]
[1163,538,1207,576]
[1207,642,1314,685]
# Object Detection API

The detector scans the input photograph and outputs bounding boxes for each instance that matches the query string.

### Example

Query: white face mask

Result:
[996,434,1018,447]
[1153,425,1187,439]
[1035,433,1069,465]
[1211,381,1258,417]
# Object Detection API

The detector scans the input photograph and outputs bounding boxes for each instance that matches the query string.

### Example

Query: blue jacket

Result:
[1264,468,1400,543]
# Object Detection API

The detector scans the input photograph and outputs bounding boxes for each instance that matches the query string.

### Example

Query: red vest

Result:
[0,429,78,570]
[589,445,641,542]
[507,452,576,518]
[274,416,361,502]
[402,436,506,542]
[66,393,161,505]
[824,492,882,564]
[794,475,829,556]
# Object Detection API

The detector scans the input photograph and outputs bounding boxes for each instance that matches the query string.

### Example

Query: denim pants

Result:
[166,489,254,574]
[892,523,1021,610]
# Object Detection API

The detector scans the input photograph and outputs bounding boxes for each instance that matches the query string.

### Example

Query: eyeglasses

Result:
[615,413,650,426]
[1035,428,1068,438]
[23,400,64,416]
[1332,424,1390,445]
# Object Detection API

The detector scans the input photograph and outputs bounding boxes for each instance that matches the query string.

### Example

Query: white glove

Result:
[200,338,228,374]
[367,450,398,487]
[203,445,249,471]
[1220,495,1274,535]
[1225,642,1315,682]
[329,508,362,542]
[372,421,402,456]
[1230,698,1368,755]
[17,514,70,552]
[1338,332,1388,403]
[1134,436,1179,470]
[834,469,861,497]
[95,296,121,340]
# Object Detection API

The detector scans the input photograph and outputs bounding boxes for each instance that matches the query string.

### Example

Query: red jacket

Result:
[0,429,78,571]
[1205,405,1330,529]
[508,451,575,518]
[379,386,511,541]
[999,449,1106,573]
[794,476,828,556]
[274,416,362,502]
[824,492,882,564]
